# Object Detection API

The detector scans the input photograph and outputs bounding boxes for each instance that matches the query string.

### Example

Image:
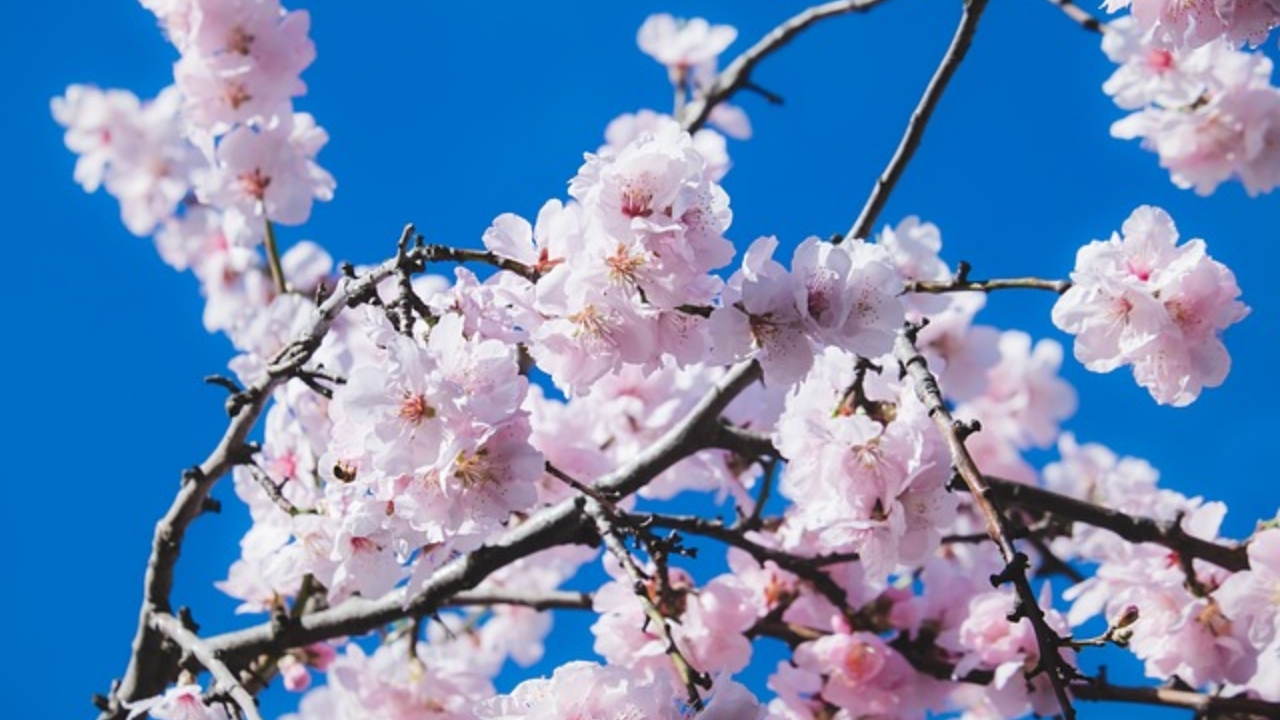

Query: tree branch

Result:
[150,613,264,720]
[1046,0,1106,34]
[847,0,989,241]
[983,475,1250,572]
[585,500,710,710]
[680,0,893,132]
[445,589,593,611]
[895,324,1078,720]
[1071,677,1280,718]
[904,261,1070,295]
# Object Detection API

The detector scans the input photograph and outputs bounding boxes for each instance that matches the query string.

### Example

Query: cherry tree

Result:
[55,1,1280,719]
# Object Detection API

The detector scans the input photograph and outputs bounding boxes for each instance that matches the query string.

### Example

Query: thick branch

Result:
[1071,678,1280,718]
[150,613,263,720]
[680,0,892,132]
[445,589,593,611]
[847,0,989,241]
[984,475,1250,572]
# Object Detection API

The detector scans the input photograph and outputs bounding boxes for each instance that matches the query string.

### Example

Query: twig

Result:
[245,463,306,517]
[150,613,264,720]
[633,512,857,621]
[544,461,618,510]
[1047,0,1105,34]
[904,262,1070,295]
[585,500,709,710]
[895,324,1077,720]
[680,0,893,132]
[847,0,990,241]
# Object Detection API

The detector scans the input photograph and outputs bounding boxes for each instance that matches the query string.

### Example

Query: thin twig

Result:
[585,500,709,710]
[905,273,1070,295]
[1047,0,1105,34]
[634,512,858,621]
[847,0,990,241]
[150,613,264,720]
[245,463,306,517]
[680,0,893,132]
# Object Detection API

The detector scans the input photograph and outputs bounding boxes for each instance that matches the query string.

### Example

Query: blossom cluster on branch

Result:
[56,2,1280,720]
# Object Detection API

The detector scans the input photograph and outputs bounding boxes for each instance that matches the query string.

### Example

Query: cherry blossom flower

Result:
[125,684,231,720]
[197,112,335,234]
[1103,0,1280,49]
[637,14,737,82]
[1053,205,1248,405]
[52,85,202,235]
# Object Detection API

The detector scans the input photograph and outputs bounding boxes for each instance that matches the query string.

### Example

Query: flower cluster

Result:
[1052,205,1248,406]
[1103,0,1280,49]
[1104,16,1280,196]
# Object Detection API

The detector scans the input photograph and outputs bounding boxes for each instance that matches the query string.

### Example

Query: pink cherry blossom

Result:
[197,112,335,231]
[1053,205,1248,405]
[637,14,737,81]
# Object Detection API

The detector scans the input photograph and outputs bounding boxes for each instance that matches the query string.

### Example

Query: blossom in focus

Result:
[197,112,335,234]
[1052,205,1248,406]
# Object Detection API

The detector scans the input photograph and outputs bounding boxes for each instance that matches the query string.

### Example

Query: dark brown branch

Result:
[680,0,893,132]
[895,324,1077,720]
[150,613,263,720]
[1071,677,1280,718]
[633,512,858,621]
[905,276,1070,295]
[1047,0,1106,34]
[445,589,593,611]
[847,0,990,241]
[585,500,709,710]
[983,476,1250,573]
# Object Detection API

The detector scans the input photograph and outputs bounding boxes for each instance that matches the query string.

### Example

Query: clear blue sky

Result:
[4,2,1277,718]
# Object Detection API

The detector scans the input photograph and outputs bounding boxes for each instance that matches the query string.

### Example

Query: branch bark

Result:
[847,0,989,241]
[895,324,1078,720]
[150,613,264,720]
[680,0,892,133]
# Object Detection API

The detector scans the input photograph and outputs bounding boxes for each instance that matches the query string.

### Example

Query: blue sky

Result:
[4,1,1278,718]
